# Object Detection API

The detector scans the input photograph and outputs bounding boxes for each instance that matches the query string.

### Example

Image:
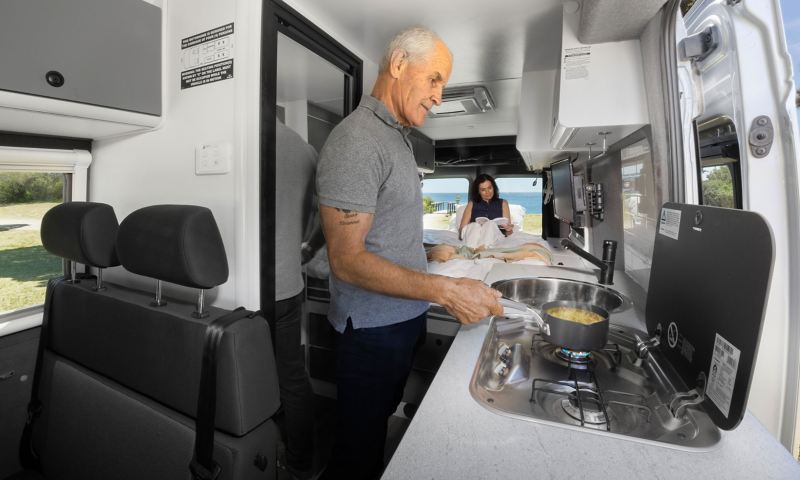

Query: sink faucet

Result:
[560,238,617,285]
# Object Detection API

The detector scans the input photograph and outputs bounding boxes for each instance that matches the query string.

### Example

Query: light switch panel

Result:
[195,142,231,175]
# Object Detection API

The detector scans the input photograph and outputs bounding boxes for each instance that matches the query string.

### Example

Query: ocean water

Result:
[423,192,543,214]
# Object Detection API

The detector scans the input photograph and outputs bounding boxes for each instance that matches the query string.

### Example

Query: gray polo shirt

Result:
[317,95,429,332]
[275,120,318,301]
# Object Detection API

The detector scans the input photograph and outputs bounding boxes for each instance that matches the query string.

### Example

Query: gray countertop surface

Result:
[382,263,800,479]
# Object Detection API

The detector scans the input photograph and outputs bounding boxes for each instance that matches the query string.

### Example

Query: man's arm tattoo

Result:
[336,207,360,226]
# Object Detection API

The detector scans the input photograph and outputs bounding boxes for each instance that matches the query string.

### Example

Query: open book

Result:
[475,216,509,226]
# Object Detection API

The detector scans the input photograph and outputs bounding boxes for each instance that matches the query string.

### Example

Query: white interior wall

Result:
[89,0,377,309]
[284,100,309,141]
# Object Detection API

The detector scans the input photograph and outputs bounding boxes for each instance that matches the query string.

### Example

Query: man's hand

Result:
[436,277,503,324]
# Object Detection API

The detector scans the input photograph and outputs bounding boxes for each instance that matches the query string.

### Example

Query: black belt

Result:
[189,307,255,480]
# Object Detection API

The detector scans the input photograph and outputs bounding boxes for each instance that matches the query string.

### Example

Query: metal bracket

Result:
[668,373,707,418]
[748,115,774,158]
[679,25,719,63]
[634,334,661,360]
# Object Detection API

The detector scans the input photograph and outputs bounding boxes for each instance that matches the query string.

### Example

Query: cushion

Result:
[116,205,228,289]
[40,202,120,268]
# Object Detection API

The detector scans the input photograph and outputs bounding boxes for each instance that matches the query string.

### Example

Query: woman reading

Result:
[458,174,513,248]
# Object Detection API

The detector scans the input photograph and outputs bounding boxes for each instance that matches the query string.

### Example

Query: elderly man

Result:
[316,27,502,479]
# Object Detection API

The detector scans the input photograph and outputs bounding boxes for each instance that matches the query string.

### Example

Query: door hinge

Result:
[749,116,774,158]
[679,25,720,63]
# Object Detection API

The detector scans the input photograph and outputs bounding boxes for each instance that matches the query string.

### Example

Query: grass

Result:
[522,214,542,235]
[0,201,58,219]
[0,202,62,314]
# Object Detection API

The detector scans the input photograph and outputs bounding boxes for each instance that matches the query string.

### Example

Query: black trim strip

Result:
[0,131,91,151]
[260,1,363,317]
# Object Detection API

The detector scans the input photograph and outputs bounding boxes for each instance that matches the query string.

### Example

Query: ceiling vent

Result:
[428,85,495,117]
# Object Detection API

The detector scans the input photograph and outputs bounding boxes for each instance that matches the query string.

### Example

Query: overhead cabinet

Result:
[0,0,162,138]
[550,4,649,150]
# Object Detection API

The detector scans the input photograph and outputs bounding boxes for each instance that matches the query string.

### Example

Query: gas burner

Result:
[531,334,622,371]
[561,390,608,425]
[556,347,592,366]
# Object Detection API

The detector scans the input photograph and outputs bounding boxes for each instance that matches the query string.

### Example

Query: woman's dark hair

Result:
[470,174,500,203]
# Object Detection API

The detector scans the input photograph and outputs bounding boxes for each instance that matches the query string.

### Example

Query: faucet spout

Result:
[560,238,617,285]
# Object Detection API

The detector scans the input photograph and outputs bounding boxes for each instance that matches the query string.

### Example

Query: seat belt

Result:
[189,307,255,480]
[19,277,63,471]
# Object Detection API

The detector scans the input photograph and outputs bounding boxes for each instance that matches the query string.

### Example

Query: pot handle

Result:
[498,298,550,336]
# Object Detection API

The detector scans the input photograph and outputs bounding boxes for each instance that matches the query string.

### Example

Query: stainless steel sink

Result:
[469,278,722,451]
[491,277,632,313]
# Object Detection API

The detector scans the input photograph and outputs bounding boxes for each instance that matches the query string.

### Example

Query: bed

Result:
[305,204,557,282]
[423,228,554,281]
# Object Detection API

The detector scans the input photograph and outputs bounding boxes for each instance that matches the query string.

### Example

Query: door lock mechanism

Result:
[749,116,774,158]
[679,25,719,63]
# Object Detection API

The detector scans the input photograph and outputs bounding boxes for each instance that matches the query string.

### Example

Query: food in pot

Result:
[545,306,604,325]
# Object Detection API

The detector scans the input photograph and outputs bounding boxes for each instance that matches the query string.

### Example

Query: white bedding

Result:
[424,229,552,281]
[306,229,553,282]
[423,229,548,249]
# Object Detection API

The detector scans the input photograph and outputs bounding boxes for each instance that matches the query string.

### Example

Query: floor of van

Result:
[275,394,412,479]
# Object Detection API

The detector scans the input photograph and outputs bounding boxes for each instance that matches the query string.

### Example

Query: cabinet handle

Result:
[45,70,65,88]
[0,370,15,381]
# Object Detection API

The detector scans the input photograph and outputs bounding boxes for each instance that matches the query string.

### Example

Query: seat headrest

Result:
[116,205,228,289]
[40,202,120,268]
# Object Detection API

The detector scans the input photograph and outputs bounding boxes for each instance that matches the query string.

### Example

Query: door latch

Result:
[748,116,774,158]
[679,25,720,63]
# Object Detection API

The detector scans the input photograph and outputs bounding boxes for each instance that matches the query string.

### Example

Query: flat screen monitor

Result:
[551,158,575,224]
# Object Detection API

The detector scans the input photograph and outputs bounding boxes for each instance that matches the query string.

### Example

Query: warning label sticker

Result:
[181,60,234,90]
[658,208,681,240]
[563,46,591,80]
[706,333,741,418]
[180,23,234,89]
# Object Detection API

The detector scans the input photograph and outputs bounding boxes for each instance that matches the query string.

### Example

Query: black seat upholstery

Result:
[13,203,281,480]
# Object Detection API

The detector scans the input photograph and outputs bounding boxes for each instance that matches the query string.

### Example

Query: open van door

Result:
[678,0,800,455]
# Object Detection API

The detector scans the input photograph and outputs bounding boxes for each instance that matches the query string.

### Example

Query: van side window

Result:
[621,138,658,289]
[494,176,542,235]
[695,116,742,209]
[0,172,67,316]
[421,177,468,231]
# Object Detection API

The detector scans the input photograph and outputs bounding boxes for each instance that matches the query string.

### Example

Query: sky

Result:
[781,0,800,83]
[424,2,799,193]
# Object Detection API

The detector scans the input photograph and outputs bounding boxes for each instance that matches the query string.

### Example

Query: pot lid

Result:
[645,203,773,430]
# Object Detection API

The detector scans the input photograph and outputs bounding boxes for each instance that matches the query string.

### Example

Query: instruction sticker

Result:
[658,208,681,240]
[180,23,235,89]
[706,333,741,418]
[563,46,591,80]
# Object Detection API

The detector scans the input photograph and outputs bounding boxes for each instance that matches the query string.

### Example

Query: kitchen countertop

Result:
[382,263,800,479]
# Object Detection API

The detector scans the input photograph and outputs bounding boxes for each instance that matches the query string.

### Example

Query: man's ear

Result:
[389,48,407,79]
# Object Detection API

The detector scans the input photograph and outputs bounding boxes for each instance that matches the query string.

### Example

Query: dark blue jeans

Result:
[272,293,314,471]
[323,312,426,480]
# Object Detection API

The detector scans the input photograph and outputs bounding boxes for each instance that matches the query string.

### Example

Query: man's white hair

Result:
[380,26,443,72]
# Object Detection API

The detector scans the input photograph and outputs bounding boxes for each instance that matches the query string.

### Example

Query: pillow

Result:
[509,203,526,231]
[449,204,468,232]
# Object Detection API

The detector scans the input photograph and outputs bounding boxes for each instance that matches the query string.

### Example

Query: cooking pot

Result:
[499,298,610,351]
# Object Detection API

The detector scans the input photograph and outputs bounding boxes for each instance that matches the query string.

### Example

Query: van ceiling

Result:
[292,0,565,141]
[288,0,663,141]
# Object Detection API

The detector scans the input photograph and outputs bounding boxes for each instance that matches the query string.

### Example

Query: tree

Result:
[702,166,735,208]
[0,172,63,204]
[681,0,698,15]
[422,196,436,214]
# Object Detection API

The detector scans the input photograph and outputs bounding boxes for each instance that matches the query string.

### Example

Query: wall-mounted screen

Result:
[551,158,575,224]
